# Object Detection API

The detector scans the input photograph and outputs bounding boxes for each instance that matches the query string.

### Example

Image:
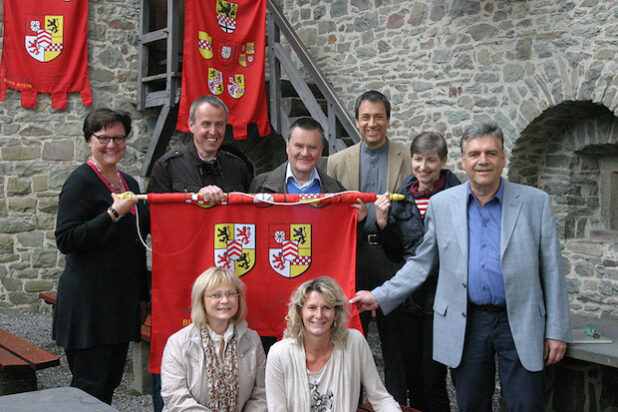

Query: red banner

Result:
[177,0,270,139]
[0,0,92,109]
[148,195,361,373]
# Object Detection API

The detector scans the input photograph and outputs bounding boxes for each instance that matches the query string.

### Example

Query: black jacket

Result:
[147,142,252,193]
[377,169,461,314]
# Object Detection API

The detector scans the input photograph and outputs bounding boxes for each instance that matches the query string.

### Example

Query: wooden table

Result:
[0,387,119,411]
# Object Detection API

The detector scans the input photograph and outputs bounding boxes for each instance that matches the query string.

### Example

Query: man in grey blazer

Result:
[327,90,413,403]
[352,120,572,411]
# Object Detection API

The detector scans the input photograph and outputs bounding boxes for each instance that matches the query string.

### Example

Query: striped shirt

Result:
[415,197,430,218]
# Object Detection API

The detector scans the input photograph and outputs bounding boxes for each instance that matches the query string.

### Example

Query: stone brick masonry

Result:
[0,0,616,320]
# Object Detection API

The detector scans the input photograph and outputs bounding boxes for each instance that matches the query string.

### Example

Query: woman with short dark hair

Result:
[54,107,148,404]
[374,131,460,411]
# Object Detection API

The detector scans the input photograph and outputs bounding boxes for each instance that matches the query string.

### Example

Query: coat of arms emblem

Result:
[227,74,245,99]
[216,0,238,34]
[269,224,312,278]
[198,31,213,59]
[216,40,235,66]
[214,223,256,276]
[25,15,64,62]
[238,42,255,67]
[208,68,224,95]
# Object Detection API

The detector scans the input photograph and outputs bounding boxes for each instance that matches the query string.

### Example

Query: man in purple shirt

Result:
[352,120,572,411]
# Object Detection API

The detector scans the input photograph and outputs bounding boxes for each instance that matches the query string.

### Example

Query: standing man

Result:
[147,95,253,412]
[327,90,413,403]
[352,120,572,411]
[148,94,252,198]
[250,117,345,352]
[250,117,344,194]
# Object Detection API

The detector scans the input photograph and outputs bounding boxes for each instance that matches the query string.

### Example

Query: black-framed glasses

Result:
[92,134,127,145]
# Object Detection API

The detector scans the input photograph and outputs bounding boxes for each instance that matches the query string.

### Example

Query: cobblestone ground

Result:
[365,319,503,411]
[0,312,153,412]
[1,313,502,411]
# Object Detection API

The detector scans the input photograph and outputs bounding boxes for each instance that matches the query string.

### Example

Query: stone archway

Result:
[508,101,618,318]
[508,101,617,239]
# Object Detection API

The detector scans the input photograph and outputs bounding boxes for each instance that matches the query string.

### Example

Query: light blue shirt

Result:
[467,179,505,306]
[285,163,322,194]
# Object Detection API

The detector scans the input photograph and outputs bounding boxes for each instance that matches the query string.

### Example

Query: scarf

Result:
[200,325,239,411]
[410,171,446,199]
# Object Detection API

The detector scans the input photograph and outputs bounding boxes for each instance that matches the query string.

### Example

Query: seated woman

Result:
[266,276,401,412]
[161,267,267,411]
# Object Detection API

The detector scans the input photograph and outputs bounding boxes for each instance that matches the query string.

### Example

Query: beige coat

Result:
[161,322,267,412]
[326,140,413,193]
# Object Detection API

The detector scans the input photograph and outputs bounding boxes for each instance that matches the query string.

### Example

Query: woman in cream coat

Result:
[265,276,401,412]
[161,267,266,411]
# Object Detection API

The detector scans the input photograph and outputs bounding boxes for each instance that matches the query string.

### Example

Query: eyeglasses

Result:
[92,134,127,145]
[206,291,239,300]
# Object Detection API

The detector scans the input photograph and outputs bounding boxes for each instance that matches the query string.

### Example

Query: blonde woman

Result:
[161,267,266,411]
[265,276,401,412]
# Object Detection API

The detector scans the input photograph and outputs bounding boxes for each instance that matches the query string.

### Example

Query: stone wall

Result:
[0,0,617,316]
[276,0,618,319]
[277,0,617,158]
[0,0,156,312]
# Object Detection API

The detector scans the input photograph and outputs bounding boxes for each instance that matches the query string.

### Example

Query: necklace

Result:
[88,157,124,192]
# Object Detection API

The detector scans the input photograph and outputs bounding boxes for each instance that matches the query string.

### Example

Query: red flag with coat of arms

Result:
[0,0,92,109]
[177,0,270,139]
[147,192,365,373]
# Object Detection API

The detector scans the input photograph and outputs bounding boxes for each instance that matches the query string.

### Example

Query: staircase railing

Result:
[266,1,361,154]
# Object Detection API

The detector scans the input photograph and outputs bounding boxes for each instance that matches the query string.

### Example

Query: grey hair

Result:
[189,95,229,123]
[460,120,504,153]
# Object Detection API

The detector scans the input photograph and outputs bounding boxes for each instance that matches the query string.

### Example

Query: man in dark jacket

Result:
[147,95,252,412]
[250,117,344,194]
[148,94,252,198]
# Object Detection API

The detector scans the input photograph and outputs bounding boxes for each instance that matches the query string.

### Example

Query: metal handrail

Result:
[266,1,360,154]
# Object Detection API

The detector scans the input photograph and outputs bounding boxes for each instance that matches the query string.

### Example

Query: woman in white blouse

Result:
[265,276,401,412]
[161,267,266,411]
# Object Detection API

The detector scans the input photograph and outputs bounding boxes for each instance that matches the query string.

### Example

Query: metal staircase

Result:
[136,0,360,177]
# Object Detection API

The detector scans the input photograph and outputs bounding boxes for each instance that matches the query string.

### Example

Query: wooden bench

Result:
[0,328,60,395]
[38,292,154,393]
[38,292,57,306]
[39,292,152,343]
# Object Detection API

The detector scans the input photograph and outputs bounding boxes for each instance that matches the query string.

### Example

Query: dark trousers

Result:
[451,306,544,412]
[65,342,129,405]
[357,237,410,403]
[392,313,450,411]
[152,373,163,412]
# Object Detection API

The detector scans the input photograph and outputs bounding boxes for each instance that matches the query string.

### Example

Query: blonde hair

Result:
[283,276,349,347]
[190,267,247,329]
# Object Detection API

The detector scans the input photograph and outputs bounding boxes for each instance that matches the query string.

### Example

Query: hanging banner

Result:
[0,0,92,109]
[148,192,364,373]
[177,0,271,139]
